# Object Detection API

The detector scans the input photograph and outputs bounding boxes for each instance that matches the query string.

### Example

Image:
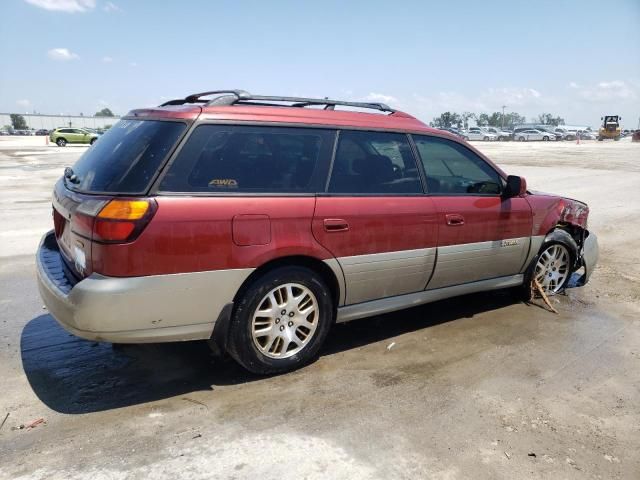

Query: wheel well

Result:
[544,225,584,268]
[233,256,341,309]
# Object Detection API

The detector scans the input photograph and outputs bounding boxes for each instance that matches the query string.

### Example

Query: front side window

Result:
[328,130,421,194]
[413,135,502,195]
[159,125,334,193]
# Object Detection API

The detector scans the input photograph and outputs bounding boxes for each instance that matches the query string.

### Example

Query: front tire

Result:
[518,230,578,300]
[56,138,67,147]
[90,138,97,145]
[518,136,525,142]
[543,136,549,141]
[227,266,333,374]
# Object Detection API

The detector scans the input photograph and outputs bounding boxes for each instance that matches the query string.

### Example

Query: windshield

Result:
[68,119,187,194]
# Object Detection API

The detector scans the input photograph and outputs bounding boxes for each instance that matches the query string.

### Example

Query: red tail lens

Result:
[94,221,136,241]
[93,199,157,243]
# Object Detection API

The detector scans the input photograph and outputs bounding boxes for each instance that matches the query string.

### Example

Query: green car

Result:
[50,128,100,147]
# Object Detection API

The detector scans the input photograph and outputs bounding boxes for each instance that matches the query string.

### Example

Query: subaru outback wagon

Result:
[36,90,598,374]
[50,127,99,147]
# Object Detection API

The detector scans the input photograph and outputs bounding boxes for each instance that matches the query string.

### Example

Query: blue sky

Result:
[1,0,639,127]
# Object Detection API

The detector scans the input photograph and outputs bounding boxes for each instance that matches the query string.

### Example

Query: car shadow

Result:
[21,289,519,414]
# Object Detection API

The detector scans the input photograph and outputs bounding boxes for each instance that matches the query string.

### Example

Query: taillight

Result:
[93,198,157,243]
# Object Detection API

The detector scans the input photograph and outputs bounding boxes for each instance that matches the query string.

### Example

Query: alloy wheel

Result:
[251,283,319,359]
[534,244,570,294]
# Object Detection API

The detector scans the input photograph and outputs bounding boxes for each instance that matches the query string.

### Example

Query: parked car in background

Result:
[36,89,598,374]
[578,131,597,140]
[49,128,100,147]
[35,129,50,136]
[438,127,464,139]
[515,129,555,141]
[482,127,512,141]
[464,128,497,141]
[535,127,563,141]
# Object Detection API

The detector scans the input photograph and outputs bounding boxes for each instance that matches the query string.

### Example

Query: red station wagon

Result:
[36,90,599,374]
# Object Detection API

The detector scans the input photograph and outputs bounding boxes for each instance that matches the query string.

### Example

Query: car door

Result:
[412,134,532,289]
[312,130,438,305]
[75,129,90,143]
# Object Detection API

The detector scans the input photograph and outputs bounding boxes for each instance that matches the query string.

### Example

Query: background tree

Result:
[430,112,462,129]
[503,112,526,128]
[95,108,115,117]
[537,113,565,126]
[476,113,490,126]
[10,114,28,130]
[487,112,503,127]
[461,112,475,129]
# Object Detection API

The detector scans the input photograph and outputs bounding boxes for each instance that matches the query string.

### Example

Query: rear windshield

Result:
[68,119,187,194]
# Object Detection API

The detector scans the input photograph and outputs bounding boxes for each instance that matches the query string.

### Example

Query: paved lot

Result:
[1,137,639,479]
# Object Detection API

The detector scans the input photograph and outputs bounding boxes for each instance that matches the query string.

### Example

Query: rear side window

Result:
[328,130,422,194]
[413,135,502,195]
[69,120,187,194]
[159,125,334,193]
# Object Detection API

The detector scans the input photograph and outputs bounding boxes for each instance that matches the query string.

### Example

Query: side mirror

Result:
[504,175,527,198]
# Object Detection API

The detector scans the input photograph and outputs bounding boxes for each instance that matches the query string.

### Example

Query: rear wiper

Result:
[64,166,80,184]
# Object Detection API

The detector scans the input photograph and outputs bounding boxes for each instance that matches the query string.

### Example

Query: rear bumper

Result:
[36,231,252,343]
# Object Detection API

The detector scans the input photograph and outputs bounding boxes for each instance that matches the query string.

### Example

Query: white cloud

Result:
[480,87,542,107]
[102,56,113,63]
[103,1,121,12]
[48,48,79,61]
[24,0,95,13]
[98,99,109,106]
[363,92,399,105]
[569,82,579,89]
[576,80,637,102]
[129,61,138,67]
[16,99,31,107]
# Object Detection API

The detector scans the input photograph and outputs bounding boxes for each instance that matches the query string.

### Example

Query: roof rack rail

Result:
[159,90,395,113]
[160,90,251,107]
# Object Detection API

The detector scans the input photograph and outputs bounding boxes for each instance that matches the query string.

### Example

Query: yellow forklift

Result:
[598,115,622,141]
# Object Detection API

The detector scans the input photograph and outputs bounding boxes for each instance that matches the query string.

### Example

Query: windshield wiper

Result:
[64,166,80,184]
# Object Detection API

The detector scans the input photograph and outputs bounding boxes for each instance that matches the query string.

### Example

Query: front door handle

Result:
[445,214,465,226]
[323,218,349,232]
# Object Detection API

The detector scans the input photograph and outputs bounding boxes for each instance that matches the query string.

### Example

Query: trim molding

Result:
[336,274,524,323]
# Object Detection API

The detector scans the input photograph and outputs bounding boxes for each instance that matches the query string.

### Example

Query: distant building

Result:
[0,112,120,131]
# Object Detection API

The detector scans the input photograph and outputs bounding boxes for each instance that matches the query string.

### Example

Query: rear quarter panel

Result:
[91,197,334,277]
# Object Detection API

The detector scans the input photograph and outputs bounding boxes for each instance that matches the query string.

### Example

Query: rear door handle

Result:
[445,214,465,226]
[323,218,349,232]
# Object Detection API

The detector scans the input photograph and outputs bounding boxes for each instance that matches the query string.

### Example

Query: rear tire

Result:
[518,136,525,142]
[483,136,489,141]
[543,136,549,141]
[227,266,333,375]
[56,138,67,147]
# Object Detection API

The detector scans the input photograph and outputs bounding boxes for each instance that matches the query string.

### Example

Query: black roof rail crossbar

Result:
[160,90,395,113]
[160,90,251,107]
[245,95,395,113]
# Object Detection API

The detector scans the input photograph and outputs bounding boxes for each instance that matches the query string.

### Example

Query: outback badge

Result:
[501,239,519,247]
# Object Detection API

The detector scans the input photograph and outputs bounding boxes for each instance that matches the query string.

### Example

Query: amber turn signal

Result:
[98,200,150,220]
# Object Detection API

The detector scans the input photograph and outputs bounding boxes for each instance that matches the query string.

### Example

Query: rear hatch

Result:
[52,112,194,280]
